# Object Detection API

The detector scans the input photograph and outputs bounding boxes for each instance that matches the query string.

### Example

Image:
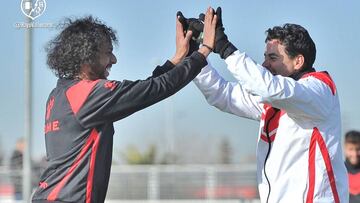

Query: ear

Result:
[294,54,305,71]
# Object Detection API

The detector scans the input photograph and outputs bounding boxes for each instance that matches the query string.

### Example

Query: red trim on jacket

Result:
[66,80,100,114]
[47,129,99,201]
[260,104,285,143]
[86,130,100,203]
[306,130,316,203]
[46,97,55,121]
[260,133,276,143]
[306,127,340,203]
[302,72,336,95]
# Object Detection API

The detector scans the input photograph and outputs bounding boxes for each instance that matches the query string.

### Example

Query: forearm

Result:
[224,50,333,120]
[151,60,175,78]
[155,44,211,78]
[156,45,211,79]
[225,50,277,98]
[96,52,208,123]
[153,48,210,78]
[144,51,208,102]
[197,46,212,58]
[170,45,211,66]
[193,63,262,120]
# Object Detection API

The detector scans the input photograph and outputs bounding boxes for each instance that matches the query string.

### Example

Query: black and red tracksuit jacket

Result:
[346,159,360,203]
[32,52,207,203]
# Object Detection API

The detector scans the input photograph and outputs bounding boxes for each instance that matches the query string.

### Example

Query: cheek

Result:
[346,150,354,157]
[271,60,283,67]
[277,64,293,76]
[97,54,110,66]
[346,149,357,157]
[271,62,285,73]
[106,56,112,64]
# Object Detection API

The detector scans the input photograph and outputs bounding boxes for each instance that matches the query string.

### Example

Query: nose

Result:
[262,60,269,69]
[111,54,117,64]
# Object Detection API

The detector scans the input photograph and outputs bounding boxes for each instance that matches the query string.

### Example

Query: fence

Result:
[0,164,259,202]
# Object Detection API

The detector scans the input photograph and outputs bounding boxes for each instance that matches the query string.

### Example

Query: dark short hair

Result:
[46,16,117,79]
[345,130,360,144]
[265,23,316,70]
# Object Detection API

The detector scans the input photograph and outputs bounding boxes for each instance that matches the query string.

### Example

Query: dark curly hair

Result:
[46,16,118,79]
[265,23,316,70]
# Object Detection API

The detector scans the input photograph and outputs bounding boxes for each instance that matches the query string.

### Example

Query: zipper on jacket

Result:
[263,108,280,203]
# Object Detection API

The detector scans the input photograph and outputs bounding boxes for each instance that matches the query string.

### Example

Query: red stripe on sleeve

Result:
[66,80,100,114]
[47,129,99,201]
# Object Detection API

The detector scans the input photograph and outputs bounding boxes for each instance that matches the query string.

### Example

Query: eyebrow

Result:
[264,53,279,58]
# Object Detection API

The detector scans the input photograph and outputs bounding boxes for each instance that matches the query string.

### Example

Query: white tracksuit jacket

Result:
[193,50,348,203]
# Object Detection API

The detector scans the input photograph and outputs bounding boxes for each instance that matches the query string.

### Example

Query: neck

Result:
[79,64,101,80]
[346,158,360,169]
[290,67,316,80]
[77,72,97,81]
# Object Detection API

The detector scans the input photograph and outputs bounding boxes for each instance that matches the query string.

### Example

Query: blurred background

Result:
[0,0,359,202]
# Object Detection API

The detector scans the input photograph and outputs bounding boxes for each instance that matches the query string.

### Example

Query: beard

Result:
[88,63,107,80]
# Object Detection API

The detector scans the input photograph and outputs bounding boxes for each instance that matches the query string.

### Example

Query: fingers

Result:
[176,16,183,32]
[215,7,222,27]
[176,11,183,18]
[199,13,205,22]
[204,7,216,26]
[204,8,210,26]
[184,30,193,43]
[212,14,218,27]
[177,11,188,29]
[206,7,213,18]
[215,7,222,19]
[173,16,191,64]
[202,7,217,49]
[176,17,184,40]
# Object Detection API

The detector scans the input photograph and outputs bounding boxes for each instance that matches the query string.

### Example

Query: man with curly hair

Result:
[32,8,218,203]
[192,7,348,203]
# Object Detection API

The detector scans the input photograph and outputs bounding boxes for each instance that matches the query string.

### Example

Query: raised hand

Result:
[213,7,238,59]
[170,16,193,65]
[176,11,204,56]
[197,7,217,58]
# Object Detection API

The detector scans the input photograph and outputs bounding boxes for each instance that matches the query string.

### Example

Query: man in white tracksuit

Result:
[193,7,349,203]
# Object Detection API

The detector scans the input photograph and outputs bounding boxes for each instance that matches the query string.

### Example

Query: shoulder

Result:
[300,71,336,96]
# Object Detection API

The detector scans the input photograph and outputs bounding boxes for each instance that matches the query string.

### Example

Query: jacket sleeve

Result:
[224,50,337,121]
[150,60,175,78]
[75,51,207,128]
[193,61,263,121]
